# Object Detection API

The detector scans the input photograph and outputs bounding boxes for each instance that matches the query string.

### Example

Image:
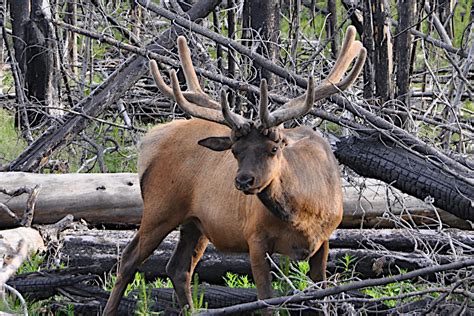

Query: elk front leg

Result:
[309,240,329,287]
[248,240,273,301]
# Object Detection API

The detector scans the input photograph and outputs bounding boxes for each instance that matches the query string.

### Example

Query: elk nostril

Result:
[235,175,255,189]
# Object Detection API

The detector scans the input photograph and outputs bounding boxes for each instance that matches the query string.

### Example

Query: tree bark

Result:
[1,172,470,229]
[326,0,339,59]
[373,0,393,104]
[395,0,415,108]
[10,0,60,127]
[63,0,77,75]
[335,135,474,221]
[242,0,280,86]
[362,0,375,100]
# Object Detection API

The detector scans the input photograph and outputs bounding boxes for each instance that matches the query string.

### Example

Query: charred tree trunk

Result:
[335,135,474,221]
[373,0,393,105]
[57,229,473,284]
[395,0,415,108]
[242,0,280,87]
[326,0,339,59]
[10,0,59,128]
[362,0,375,100]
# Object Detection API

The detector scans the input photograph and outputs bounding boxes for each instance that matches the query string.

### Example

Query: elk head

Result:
[150,26,366,195]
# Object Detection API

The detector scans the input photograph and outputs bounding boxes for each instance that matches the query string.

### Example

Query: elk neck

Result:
[257,158,298,222]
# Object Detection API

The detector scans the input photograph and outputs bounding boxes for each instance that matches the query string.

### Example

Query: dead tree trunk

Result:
[326,0,339,59]
[362,0,375,100]
[373,0,393,104]
[10,0,59,128]
[57,229,473,283]
[395,0,415,108]
[63,0,78,75]
[335,135,474,221]
[242,0,280,86]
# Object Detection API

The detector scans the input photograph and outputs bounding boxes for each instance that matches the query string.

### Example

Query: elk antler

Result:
[259,25,367,128]
[150,37,252,132]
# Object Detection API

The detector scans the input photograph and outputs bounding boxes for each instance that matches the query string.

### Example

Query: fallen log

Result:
[58,228,473,283]
[0,227,46,258]
[1,172,470,229]
[335,135,474,221]
[0,172,141,229]
[0,227,45,286]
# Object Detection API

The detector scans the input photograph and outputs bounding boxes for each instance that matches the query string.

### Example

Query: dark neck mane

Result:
[257,182,293,222]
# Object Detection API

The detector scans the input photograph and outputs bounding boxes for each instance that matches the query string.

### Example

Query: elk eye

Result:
[271,146,278,154]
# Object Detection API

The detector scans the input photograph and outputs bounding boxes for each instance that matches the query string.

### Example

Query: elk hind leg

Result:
[104,219,180,315]
[309,240,329,287]
[166,220,209,310]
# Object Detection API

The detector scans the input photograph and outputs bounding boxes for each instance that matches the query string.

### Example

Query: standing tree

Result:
[9,0,59,129]
[242,0,280,87]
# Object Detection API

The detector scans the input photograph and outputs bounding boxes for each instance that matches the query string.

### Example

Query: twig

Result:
[199,258,474,315]
[20,185,40,227]
[0,202,21,225]
[1,185,40,227]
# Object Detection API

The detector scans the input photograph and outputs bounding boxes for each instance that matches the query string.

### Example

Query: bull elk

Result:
[104,26,366,314]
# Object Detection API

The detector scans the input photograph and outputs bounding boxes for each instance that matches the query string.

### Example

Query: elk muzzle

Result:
[235,174,256,192]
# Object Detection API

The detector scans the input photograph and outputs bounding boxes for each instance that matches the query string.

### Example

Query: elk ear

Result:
[198,137,233,151]
[283,134,309,147]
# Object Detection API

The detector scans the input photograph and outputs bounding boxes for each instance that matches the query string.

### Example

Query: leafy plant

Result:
[135,272,152,315]
[16,252,46,275]
[272,258,311,293]
[362,269,439,307]
[335,253,358,280]
[223,272,255,288]
[191,274,207,312]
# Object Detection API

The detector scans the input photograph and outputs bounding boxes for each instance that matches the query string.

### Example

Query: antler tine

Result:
[220,90,246,131]
[150,60,174,99]
[326,25,360,84]
[170,70,228,125]
[260,77,315,128]
[259,79,271,128]
[151,36,253,132]
[260,25,366,128]
[177,36,203,93]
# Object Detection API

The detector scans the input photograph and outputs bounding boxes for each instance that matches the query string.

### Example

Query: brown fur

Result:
[104,118,343,315]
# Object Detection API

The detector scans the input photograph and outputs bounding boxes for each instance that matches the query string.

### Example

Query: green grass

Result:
[362,269,440,308]
[0,108,27,165]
